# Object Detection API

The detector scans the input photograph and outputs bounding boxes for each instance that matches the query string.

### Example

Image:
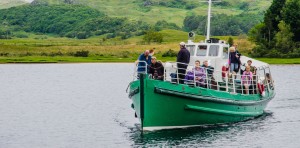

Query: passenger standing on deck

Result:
[149,48,155,56]
[177,42,190,84]
[229,47,241,73]
[137,50,152,74]
[233,43,241,71]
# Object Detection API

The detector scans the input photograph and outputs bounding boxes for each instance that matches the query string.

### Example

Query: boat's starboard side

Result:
[129,75,274,131]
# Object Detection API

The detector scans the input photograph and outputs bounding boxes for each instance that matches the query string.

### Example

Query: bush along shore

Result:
[0,30,299,64]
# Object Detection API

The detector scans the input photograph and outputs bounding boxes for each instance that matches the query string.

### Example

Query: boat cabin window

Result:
[223,47,229,59]
[208,45,219,56]
[186,45,196,56]
[196,45,207,56]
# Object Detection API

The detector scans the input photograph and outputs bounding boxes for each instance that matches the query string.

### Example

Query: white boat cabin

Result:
[185,38,229,82]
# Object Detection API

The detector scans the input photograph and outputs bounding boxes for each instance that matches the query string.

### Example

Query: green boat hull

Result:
[129,74,275,131]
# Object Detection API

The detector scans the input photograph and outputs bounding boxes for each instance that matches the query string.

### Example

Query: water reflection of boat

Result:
[127,0,275,131]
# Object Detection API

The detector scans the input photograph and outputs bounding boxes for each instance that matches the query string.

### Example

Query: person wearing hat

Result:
[148,56,164,80]
[176,42,190,84]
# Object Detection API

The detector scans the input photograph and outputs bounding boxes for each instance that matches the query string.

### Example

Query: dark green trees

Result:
[0,4,152,39]
[183,13,262,36]
[249,0,300,58]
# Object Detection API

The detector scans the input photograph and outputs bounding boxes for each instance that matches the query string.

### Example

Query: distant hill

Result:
[0,0,28,9]
[2,0,272,27]
[0,0,273,39]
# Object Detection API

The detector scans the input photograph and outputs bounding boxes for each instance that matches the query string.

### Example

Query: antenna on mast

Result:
[200,0,221,42]
[206,0,212,41]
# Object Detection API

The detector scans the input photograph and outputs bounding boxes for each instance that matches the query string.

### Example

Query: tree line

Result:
[248,0,300,58]
[183,13,263,36]
[0,3,178,41]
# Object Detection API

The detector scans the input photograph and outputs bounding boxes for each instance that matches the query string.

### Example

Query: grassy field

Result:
[256,58,300,64]
[0,29,299,64]
[0,0,26,9]
[1,0,272,27]
[71,0,272,27]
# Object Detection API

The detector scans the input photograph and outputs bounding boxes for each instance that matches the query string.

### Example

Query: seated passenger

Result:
[148,57,164,80]
[247,60,257,75]
[247,60,257,93]
[264,73,274,89]
[222,63,229,82]
[202,60,214,79]
[184,60,206,86]
[241,66,253,94]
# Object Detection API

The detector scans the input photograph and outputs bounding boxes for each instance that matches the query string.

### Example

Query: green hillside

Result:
[2,0,272,27]
[0,0,27,9]
[0,0,272,40]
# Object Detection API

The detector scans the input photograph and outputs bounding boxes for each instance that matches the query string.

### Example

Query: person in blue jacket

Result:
[137,50,152,73]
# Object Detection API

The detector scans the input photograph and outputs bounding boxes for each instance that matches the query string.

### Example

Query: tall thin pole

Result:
[206,0,212,41]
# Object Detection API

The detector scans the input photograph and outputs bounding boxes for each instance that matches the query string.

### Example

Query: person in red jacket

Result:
[222,63,229,82]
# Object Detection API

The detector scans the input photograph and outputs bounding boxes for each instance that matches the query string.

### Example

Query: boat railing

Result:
[163,61,273,95]
[132,61,274,95]
[164,61,190,84]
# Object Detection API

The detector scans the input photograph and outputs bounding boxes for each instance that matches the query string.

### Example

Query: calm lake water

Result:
[0,64,299,148]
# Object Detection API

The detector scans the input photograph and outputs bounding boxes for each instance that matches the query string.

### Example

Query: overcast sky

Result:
[24,0,34,2]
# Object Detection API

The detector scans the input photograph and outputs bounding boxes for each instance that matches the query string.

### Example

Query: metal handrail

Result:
[133,61,274,95]
[164,61,274,95]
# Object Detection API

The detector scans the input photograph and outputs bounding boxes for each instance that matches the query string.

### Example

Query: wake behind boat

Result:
[127,0,275,131]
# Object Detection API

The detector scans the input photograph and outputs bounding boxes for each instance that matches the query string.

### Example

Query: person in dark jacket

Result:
[149,56,164,80]
[137,50,152,73]
[202,60,214,79]
[176,42,190,84]
[229,46,241,73]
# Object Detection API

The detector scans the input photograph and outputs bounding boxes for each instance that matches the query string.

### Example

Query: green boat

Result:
[128,0,275,131]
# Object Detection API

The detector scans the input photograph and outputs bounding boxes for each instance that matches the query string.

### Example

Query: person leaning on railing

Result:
[136,50,152,74]
[148,56,164,80]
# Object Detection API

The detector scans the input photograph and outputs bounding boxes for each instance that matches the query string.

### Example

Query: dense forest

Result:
[0,4,149,39]
[183,13,263,36]
[248,0,300,58]
[0,3,180,40]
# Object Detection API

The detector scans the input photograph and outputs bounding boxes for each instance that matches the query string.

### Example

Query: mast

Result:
[206,0,212,41]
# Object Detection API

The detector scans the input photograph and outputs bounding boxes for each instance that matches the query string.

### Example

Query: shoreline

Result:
[0,57,300,65]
